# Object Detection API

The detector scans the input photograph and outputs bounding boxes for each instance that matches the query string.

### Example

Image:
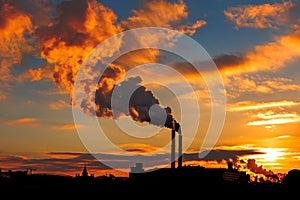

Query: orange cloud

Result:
[37,0,122,101]
[49,100,70,110]
[228,100,300,112]
[264,79,300,92]
[247,111,300,126]
[121,0,205,35]
[33,88,69,96]
[28,68,43,81]
[177,20,207,36]
[276,135,291,139]
[224,1,294,29]
[0,91,7,100]
[17,65,54,82]
[0,3,34,97]
[215,12,300,77]
[123,0,187,28]
[5,117,39,126]
[52,124,84,130]
[4,0,55,27]
[224,75,300,98]
[118,143,160,153]
[0,0,206,106]
[36,0,205,120]
[216,30,300,76]
[224,76,270,95]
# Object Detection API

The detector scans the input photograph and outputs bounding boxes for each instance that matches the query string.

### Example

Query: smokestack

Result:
[178,128,182,168]
[171,128,176,169]
[170,119,181,169]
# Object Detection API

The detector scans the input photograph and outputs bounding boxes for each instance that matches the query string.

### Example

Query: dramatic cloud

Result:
[3,0,55,27]
[0,2,34,97]
[14,0,204,132]
[37,0,122,100]
[224,1,294,29]
[0,0,207,134]
[36,0,204,101]
[214,25,300,76]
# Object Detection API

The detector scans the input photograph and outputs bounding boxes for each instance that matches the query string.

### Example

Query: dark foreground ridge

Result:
[1,164,299,198]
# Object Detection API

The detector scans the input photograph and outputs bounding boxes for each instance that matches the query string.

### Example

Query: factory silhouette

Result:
[1,125,299,197]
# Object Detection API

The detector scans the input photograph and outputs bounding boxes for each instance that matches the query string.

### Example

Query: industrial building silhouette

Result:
[0,128,298,196]
[0,162,299,197]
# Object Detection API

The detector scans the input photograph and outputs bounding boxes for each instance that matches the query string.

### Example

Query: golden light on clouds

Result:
[276,135,291,139]
[120,0,205,34]
[228,100,300,128]
[0,3,34,97]
[224,75,300,98]
[236,147,291,174]
[1,0,300,177]
[247,112,300,126]
[228,100,300,112]
[218,29,300,76]
[118,143,161,153]
[218,1,300,77]
[259,148,287,162]
[224,1,294,29]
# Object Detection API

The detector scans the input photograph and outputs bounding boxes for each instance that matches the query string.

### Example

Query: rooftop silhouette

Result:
[1,163,299,197]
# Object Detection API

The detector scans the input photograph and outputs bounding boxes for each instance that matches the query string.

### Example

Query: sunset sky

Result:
[0,0,299,179]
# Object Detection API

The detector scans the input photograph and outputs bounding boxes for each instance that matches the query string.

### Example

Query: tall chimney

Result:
[171,129,176,169]
[178,131,182,168]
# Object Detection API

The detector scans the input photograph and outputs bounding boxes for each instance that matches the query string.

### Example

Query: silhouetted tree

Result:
[282,169,300,190]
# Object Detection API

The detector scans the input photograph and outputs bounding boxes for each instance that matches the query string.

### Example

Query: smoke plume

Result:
[246,159,274,176]
[94,66,180,131]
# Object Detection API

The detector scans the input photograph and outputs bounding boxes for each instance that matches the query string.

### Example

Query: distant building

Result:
[129,161,250,186]
[75,164,94,181]
[0,169,28,179]
[130,163,144,173]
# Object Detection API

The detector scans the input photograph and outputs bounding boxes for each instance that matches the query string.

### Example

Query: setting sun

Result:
[260,148,286,162]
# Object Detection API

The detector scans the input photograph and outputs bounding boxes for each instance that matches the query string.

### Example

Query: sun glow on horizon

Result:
[260,148,287,162]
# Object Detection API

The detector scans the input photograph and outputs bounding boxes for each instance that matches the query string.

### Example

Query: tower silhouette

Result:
[82,164,88,177]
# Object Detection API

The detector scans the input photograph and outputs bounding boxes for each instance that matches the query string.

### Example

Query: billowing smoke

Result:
[37,0,122,100]
[94,65,180,131]
[246,159,274,176]
[33,0,203,104]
